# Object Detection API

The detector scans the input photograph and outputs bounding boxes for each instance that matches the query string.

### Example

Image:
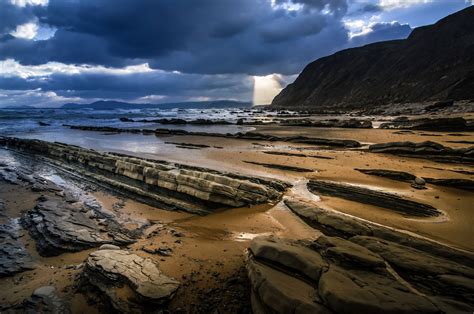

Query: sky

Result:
[0,0,472,107]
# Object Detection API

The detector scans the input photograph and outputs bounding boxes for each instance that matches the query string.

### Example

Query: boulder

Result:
[82,249,179,312]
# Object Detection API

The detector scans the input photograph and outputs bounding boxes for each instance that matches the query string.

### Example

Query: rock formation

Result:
[1,286,70,313]
[247,199,474,313]
[307,180,441,217]
[81,249,180,312]
[0,137,290,215]
[0,219,36,277]
[271,7,474,110]
[281,118,372,128]
[380,117,471,131]
[369,141,474,164]
[21,195,140,256]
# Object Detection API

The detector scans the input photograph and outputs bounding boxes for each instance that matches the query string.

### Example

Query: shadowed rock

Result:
[355,168,416,181]
[244,161,314,172]
[281,118,372,128]
[369,141,474,164]
[247,199,474,313]
[423,178,474,191]
[356,168,474,191]
[1,286,70,313]
[380,117,470,132]
[307,180,441,217]
[21,195,141,256]
[0,220,36,277]
[263,151,334,159]
[81,249,180,312]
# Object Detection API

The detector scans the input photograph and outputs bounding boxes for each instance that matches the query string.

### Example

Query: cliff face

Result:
[271,6,474,110]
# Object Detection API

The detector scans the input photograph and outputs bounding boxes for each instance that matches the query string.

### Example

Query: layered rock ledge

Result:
[356,168,474,191]
[369,141,474,164]
[247,199,474,313]
[81,248,180,312]
[0,137,290,215]
[307,179,441,217]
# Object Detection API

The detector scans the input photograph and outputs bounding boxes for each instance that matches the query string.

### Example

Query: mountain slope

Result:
[271,6,474,110]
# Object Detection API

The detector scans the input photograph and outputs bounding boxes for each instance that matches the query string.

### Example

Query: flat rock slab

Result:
[0,219,35,277]
[21,195,139,256]
[82,249,180,312]
[307,179,441,217]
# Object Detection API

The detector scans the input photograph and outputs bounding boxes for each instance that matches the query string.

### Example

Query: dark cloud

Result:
[350,22,412,47]
[0,70,253,101]
[0,0,423,106]
[1,0,351,75]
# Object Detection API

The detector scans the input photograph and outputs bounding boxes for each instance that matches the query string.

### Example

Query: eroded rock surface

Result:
[81,249,180,312]
[248,199,474,313]
[0,137,290,214]
[1,286,70,314]
[0,219,35,277]
[307,179,441,217]
[369,141,474,164]
[21,195,140,256]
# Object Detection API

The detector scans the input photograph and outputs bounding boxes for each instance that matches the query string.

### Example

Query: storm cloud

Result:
[0,0,471,107]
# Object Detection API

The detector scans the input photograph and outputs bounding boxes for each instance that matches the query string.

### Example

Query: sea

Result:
[0,107,266,136]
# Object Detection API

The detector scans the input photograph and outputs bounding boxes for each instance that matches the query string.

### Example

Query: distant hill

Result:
[271,6,474,110]
[62,100,252,110]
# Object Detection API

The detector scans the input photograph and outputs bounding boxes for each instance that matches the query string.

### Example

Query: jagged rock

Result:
[307,180,441,217]
[0,137,290,215]
[248,201,474,313]
[0,220,35,277]
[2,286,70,313]
[380,117,470,131]
[21,195,140,256]
[81,249,179,312]
[369,141,474,164]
